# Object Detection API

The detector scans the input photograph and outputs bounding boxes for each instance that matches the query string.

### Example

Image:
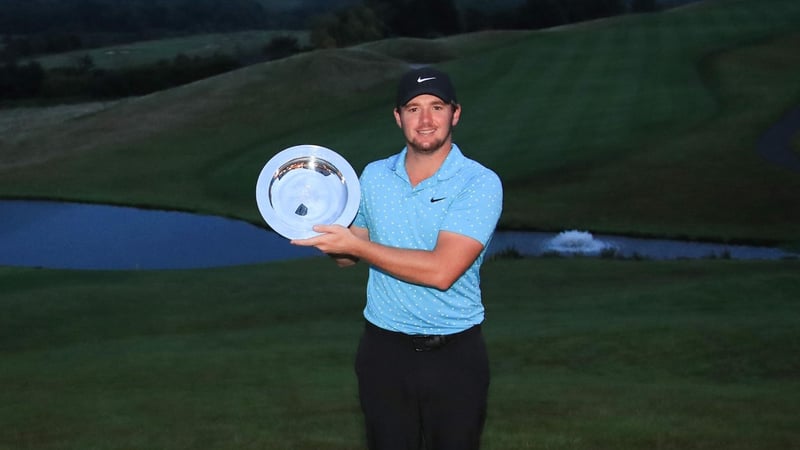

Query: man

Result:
[292,66,503,450]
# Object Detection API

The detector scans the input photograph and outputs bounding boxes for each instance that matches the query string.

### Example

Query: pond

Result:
[490,230,795,260]
[0,200,318,270]
[0,200,795,270]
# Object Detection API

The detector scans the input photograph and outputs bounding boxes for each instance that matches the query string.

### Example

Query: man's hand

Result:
[291,224,368,268]
[291,224,360,253]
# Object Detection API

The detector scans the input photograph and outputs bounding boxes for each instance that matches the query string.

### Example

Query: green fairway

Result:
[1,0,799,448]
[1,258,798,449]
[1,0,799,244]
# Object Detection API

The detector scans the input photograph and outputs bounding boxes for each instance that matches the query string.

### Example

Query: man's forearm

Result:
[349,232,482,290]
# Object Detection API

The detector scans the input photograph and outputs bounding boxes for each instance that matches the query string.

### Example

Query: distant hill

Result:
[2,0,797,243]
[0,0,361,34]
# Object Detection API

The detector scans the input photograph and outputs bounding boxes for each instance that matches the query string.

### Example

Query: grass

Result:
[1,0,800,448]
[28,30,311,70]
[1,258,798,449]
[0,260,367,449]
[2,0,800,243]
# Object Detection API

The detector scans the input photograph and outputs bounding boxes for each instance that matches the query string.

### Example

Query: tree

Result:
[263,35,301,60]
[631,0,658,12]
[71,54,95,73]
[523,0,569,29]
[365,0,461,37]
[0,61,45,99]
[310,5,385,48]
[310,13,340,49]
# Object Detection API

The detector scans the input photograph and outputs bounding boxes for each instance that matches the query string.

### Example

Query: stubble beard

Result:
[407,127,453,156]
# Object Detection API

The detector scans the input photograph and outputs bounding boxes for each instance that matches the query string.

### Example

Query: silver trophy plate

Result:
[255,144,360,239]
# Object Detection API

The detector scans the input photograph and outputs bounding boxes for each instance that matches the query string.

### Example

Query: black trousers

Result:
[355,321,490,450]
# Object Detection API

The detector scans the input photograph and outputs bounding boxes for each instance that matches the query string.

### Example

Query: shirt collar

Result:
[391,143,466,183]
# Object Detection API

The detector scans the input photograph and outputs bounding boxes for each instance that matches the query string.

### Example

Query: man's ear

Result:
[394,107,402,128]
[451,104,462,127]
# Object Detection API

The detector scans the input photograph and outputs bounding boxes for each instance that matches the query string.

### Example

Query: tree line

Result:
[0,53,241,101]
[0,0,351,35]
[309,0,663,48]
[1,0,673,104]
[0,36,301,102]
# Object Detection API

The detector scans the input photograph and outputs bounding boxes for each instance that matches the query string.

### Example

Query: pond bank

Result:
[1,200,796,270]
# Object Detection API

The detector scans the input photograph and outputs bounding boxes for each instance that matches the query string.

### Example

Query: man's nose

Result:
[419,107,433,124]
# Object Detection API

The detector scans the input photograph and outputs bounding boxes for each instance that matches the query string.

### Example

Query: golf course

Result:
[1,0,799,448]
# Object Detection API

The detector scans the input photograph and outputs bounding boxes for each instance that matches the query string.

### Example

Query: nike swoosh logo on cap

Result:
[417,76,436,83]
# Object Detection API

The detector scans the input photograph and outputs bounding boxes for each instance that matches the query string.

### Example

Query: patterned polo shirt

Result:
[352,143,503,335]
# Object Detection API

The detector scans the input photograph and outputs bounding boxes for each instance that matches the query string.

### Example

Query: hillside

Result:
[1,0,799,245]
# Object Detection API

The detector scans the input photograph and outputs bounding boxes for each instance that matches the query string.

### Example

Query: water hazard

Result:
[0,200,318,270]
[0,200,795,270]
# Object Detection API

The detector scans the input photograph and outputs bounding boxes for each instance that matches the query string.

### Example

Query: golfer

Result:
[292,66,503,450]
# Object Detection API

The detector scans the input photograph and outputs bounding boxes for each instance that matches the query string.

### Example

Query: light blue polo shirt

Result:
[353,143,503,335]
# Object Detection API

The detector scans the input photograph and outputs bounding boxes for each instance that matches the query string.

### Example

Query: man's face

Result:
[394,94,461,155]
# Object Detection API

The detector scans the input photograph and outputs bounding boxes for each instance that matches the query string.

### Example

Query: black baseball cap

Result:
[396,67,458,108]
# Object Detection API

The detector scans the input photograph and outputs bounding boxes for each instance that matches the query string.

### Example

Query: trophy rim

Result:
[255,144,360,240]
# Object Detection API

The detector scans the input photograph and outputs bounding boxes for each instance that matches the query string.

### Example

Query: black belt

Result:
[365,321,481,352]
